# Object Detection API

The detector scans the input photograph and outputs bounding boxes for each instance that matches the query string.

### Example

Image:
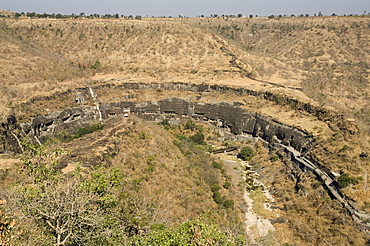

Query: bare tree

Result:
[6,156,129,246]
[10,174,125,245]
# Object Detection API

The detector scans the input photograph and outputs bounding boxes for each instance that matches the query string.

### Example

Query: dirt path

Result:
[216,153,277,241]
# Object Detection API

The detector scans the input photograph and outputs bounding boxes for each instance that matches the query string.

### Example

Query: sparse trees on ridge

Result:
[5,10,370,20]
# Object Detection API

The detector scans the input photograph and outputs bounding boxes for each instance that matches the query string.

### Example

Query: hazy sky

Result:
[1,0,368,17]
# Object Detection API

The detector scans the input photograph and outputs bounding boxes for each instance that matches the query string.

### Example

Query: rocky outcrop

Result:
[19,106,101,145]
[78,81,344,122]
[2,97,312,155]
[3,80,350,154]
[0,115,22,153]
[99,97,312,153]
[8,82,358,144]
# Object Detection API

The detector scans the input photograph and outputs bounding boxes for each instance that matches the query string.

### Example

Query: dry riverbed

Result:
[216,153,278,243]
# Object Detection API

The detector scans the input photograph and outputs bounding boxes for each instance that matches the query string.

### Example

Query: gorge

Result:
[2,82,369,233]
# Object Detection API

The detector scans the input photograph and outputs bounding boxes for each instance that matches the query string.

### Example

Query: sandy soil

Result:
[0,155,20,169]
[243,192,276,240]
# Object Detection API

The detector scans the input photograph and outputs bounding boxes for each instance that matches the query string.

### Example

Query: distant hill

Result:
[0,10,14,17]
[0,16,368,120]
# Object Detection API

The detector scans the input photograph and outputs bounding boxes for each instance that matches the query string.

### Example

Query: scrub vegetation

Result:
[0,12,370,245]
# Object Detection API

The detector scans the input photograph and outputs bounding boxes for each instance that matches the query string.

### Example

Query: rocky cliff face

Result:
[0,95,312,155]
[20,106,101,145]
[3,81,352,154]
[86,81,343,121]
[99,97,312,153]
[0,115,21,153]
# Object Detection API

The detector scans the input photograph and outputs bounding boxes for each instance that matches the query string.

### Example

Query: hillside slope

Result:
[1,16,369,124]
[0,17,307,117]
[1,16,370,245]
[188,16,370,121]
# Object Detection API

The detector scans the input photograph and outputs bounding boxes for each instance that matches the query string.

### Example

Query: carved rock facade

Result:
[6,97,312,154]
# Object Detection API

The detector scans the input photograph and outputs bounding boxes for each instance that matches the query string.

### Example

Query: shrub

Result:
[131,216,246,245]
[189,132,206,145]
[212,190,224,205]
[273,94,284,105]
[211,183,221,192]
[337,173,358,188]
[75,123,104,138]
[184,119,196,130]
[212,161,223,169]
[223,199,234,208]
[270,154,279,162]
[158,119,170,126]
[56,123,104,142]
[147,156,155,173]
[339,145,350,152]
[237,146,255,161]
[223,181,231,189]
[90,59,101,70]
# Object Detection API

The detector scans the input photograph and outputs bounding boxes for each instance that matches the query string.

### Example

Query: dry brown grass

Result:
[0,17,313,109]
[1,15,370,244]
[187,16,370,117]
[52,116,245,232]
[2,16,369,122]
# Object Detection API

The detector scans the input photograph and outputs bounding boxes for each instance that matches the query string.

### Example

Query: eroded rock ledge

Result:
[11,97,311,155]
[22,81,351,124]
[1,81,358,154]
[2,82,370,230]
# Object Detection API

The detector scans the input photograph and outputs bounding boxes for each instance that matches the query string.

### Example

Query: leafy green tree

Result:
[184,119,196,130]
[9,166,126,246]
[19,140,61,183]
[189,132,206,145]
[27,12,36,18]
[158,119,170,126]
[131,216,246,245]
[7,141,128,245]
[337,173,358,188]
[237,146,255,161]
